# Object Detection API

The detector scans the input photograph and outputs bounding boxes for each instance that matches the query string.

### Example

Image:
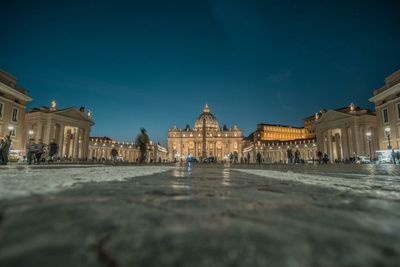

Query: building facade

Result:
[369,69,400,151]
[314,103,377,162]
[89,136,168,163]
[168,104,244,161]
[244,121,317,163]
[0,70,32,154]
[25,103,94,160]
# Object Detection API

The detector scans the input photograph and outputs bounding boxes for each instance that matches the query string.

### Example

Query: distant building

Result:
[244,120,317,163]
[369,69,400,151]
[168,104,244,161]
[314,103,377,161]
[89,136,168,163]
[25,103,94,160]
[0,70,32,154]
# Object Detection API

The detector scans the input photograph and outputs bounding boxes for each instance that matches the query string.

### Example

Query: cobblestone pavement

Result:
[0,164,399,267]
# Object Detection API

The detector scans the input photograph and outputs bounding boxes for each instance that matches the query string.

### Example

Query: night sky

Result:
[1,0,399,145]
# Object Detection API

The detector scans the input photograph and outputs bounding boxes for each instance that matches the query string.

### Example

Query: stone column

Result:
[73,128,80,159]
[58,124,65,158]
[83,128,90,160]
[44,122,55,145]
[335,133,342,161]
[325,132,330,160]
[316,131,324,154]
[352,125,360,156]
[341,127,349,160]
[36,122,44,142]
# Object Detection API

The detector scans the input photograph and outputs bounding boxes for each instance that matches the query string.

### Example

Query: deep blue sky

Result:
[1,0,399,145]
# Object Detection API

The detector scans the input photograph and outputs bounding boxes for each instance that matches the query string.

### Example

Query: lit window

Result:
[382,108,389,124]
[11,108,18,122]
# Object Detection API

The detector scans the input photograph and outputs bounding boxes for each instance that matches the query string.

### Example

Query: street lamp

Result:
[28,130,34,139]
[366,131,372,161]
[7,125,14,136]
[385,127,392,149]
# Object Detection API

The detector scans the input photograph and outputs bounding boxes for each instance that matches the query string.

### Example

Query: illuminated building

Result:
[25,103,94,160]
[89,136,168,163]
[369,69,400,151]
[245,120,317,163]
[0,70,32,155]
[167,104,244,161]
[314,103,377,161]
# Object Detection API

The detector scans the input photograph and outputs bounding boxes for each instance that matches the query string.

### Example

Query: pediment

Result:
[315,110,352,125]
[53,108,93,123]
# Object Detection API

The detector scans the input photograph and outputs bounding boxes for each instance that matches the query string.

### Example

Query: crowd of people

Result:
[25,139,59,165]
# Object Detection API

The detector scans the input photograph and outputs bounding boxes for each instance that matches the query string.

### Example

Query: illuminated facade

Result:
[250,123,315,141]
[245,121,317,163]
[314,103,377,161]
[89,137,168,163]
[369,69,400,150]
[0,70,32,154]
[167,104,244,161]
[25,104,94,160]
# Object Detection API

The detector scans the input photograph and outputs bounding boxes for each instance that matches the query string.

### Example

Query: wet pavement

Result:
[0,164,400,267]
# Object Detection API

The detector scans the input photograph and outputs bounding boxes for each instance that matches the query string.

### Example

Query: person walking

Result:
[317,151,323,164]
[323,153,329,164]
[35,140,45,164]
[391,149,397,165]
[25,139,36,165]
[48,139,59,163]
[396,151,400,165]
[111,147,118,164]
[287,149,293,164]
[295,149,300,164]
[247,153,251,164]
[256,152,262,164]
[1,135,12,165]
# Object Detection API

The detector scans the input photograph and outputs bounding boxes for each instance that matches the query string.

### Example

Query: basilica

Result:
[167,104,244,161]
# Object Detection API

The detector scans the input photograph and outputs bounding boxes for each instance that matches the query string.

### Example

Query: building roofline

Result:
[256,123,304,129]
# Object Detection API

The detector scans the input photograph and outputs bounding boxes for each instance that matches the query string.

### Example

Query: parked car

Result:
[8,150,21,162]
[355,156,371,164]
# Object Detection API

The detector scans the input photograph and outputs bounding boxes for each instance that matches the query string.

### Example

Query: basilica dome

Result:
[194,104,220,130]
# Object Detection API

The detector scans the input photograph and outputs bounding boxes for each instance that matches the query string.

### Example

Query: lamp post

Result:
[385,127,392,150]
[28,130,34,139]
[366,131,372,161]
[7,126,14,136]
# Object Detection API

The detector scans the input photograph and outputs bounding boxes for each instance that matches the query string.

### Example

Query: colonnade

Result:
[26,121,91,159]
[317,125,377,162]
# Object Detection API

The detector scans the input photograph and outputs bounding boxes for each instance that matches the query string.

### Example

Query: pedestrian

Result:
[35,139,45,164]
[396,151,400,165]
[111,147,118,164]
[317,151,322,164]
[323,153,329,164]
[287,149,293,164]
[257,152,262,164]
[295,149,300,164]
[48,139,59,163]
[25,139,36,165]
[391,149,396,165]
[247,153,251,164]
[0,135,12,165]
